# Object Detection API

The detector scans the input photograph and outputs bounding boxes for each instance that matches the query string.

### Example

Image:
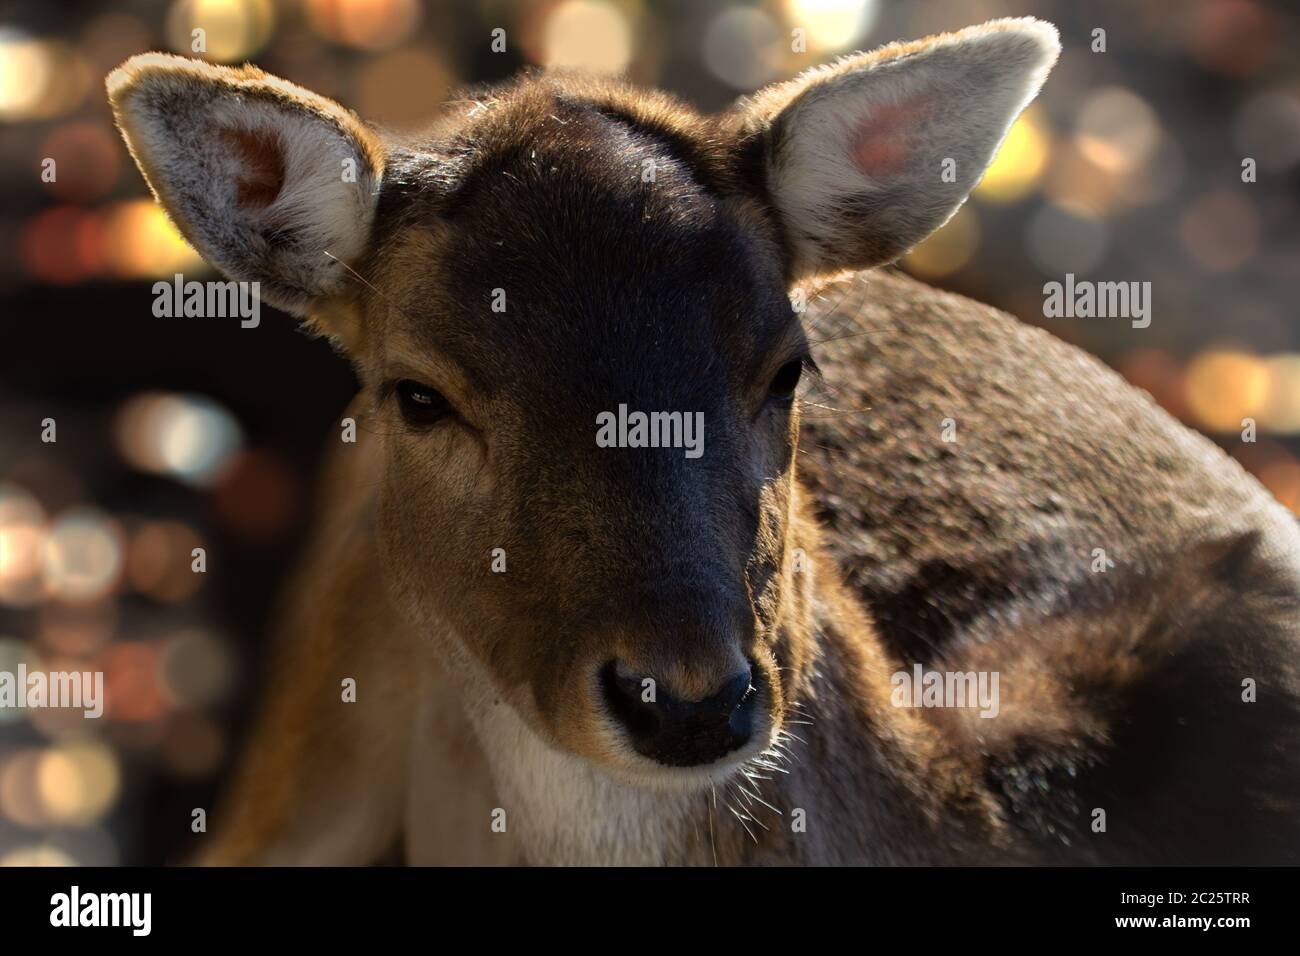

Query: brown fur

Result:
[106,25,1300,866]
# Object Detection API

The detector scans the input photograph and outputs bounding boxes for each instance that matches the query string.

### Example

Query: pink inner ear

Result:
[220,127,286,209]
[848,95,932,179]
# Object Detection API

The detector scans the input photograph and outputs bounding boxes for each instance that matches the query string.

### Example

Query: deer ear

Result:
[107,54,383,322]
[742,18,1058,279]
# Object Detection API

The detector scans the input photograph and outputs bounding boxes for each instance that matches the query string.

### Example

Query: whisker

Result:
[727,804,759,844]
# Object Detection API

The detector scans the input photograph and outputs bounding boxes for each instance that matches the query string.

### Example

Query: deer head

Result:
[108,18,1058,789]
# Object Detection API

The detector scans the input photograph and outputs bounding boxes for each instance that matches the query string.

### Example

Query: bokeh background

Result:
[1,0,1297,865]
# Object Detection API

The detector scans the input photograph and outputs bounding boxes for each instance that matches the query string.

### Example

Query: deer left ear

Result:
[107,54,384,323]
[740,18,1059,279]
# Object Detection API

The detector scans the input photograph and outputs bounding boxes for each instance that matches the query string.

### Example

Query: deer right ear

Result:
[107,54,383,330]
[739,18,1059,280]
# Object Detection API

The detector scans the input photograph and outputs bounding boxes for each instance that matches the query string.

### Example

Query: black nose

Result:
[601,662,758,767]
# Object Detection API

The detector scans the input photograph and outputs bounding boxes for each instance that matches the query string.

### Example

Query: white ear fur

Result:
[107,54,383,318]
[746,17,1060,278]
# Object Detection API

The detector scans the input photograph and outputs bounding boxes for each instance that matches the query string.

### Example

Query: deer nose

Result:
[600,661,758,767]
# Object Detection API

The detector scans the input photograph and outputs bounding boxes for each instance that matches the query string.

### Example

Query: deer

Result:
[106,17,1300,866]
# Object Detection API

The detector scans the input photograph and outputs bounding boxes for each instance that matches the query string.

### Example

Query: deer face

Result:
[365,108,806,781]
[108,19,1057,787]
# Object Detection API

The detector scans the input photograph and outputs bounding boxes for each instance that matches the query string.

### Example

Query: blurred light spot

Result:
[355,49,450,131]
[703,7,784,90]
[103,641,168,723]
[40,123,122,203]
[80,13,154,73]
[163,715,226,778]
[541,1,632,75]
[21,206,106,285]
[212,449,300,540]
[42,509,125,604]
[1185,349,1270,432]
[2,459,83,517]
[38,602,116,658]
[0,31,52,119]
[1118,349,1189,421]
[1258,456,1300,513]
[1075,86,1160,175]
[1026,203,1109,277]
[0,845,77,867]
[1180,190,1259,272]
[36,742,120,827]
[28,676,104,739]
[128,521,205,602]
[1234,88,1300,174]
[39,827,119,867]
[1260,354,1300,434]
[1188,0,1277,76]
[784,0,878,52]
[102,200,205,279]
[1114,134,1185,205]
[305,0,420,51]
[0,484,47,607]
[903,206,980,279]
[0,638,40,725]
[0,33,90,121]
[0,750,47,826]
[159,628,234,709]
[975,105,1050,204]
[166,0,276,62]
[115,392,243,488]
[1042,142,1124,218]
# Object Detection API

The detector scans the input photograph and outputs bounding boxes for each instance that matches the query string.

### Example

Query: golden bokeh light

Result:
[1259,354,1300,434]
[0,845,77,867]
[1184,350,1271,433]
[975,105,1051,204]
[541,1,634,75]
[165,0,276,62]
[102,200,206,279]
[305,0,421,51]
[904,205,980,279]
[0,484,48,608]
[783,0,878,52]
[0,34,91,121]
[37,742,122,827]
[1075,86,1161,175]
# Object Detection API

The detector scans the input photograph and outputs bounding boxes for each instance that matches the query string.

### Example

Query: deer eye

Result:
[395,379,452,426]
[767,358,805,403]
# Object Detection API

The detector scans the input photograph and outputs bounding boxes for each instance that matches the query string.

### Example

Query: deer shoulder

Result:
[800,269,1300,863]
